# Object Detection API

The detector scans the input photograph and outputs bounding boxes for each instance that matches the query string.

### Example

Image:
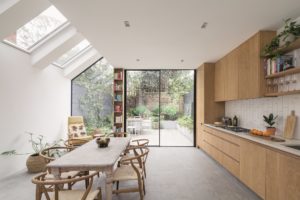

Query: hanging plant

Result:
[262,18,300,58]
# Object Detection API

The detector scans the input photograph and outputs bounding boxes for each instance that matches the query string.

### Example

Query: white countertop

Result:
[204,124,300,157]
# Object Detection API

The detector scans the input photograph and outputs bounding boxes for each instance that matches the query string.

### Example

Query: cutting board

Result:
[284,111,297,139]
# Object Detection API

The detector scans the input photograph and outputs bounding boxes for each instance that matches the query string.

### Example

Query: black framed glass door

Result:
[125,70,195,147]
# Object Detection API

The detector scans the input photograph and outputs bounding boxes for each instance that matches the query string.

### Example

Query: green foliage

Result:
[151,116,159,122]
[1,150,17,155]
[161,104,178,120]
[130,105,149,117]
[151,105,160,116]
[177,116,193,130]
[263,18,300,58]
[73,59,113,131]
[1,132,63,156]
[263,113,278,127]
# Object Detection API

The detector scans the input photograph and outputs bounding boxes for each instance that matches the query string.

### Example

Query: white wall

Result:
[0,43,71,179]
[225,16,300,140]
[226,95,300,139]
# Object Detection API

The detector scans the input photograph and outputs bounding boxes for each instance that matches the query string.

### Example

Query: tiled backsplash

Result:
[225,94,300,139]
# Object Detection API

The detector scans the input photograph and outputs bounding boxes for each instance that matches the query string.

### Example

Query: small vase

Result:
[26,153,46,173]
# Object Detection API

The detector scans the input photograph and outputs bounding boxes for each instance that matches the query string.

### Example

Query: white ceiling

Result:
[49,0,300,69]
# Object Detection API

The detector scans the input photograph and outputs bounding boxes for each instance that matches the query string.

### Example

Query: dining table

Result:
[47,137,131,200]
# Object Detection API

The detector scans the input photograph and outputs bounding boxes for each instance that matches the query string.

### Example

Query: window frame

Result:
[2,7,70,54]
[52,44,92,69]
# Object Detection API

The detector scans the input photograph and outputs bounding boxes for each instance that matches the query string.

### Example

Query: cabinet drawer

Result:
[203,128,240,161]
[202,140,239,177]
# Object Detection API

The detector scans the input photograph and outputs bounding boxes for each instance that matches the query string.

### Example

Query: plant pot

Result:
[26,153,46,173]
[265,127,276,136]
[151,121,159,129]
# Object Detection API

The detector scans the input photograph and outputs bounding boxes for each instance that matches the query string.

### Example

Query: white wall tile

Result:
[225,95,300,139]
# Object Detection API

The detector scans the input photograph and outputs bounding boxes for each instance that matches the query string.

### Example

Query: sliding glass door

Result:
[125,70,195,146]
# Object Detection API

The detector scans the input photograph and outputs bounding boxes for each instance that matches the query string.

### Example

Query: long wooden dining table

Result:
[47,137,131,200]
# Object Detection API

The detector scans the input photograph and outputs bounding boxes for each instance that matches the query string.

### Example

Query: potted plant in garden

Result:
[263,113,278,136]
[1,132,62,173]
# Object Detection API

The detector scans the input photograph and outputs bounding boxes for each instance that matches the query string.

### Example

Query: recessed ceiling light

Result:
[201,22,208,29]
[124,21,130,27]
[136,59,140,62]
[181,59,184,63]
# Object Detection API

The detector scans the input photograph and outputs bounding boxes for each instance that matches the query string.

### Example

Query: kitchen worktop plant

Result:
[263,113,278,136]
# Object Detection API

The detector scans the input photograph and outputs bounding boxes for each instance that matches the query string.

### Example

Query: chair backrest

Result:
[32,171,98,200]
[122,146,149,172]
[68,116,88,139]
[131,139,149,147]
[39,146,74,163]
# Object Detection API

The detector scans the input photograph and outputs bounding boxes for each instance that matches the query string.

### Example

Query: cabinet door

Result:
[214,60,225,101]
[240,139,266,199]
[196,67,204,148]
[266,149,300,200]
[225,50,239,100]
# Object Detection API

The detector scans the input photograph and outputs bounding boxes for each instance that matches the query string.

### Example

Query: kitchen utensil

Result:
[233,116,238,127]
[284,111,297,139]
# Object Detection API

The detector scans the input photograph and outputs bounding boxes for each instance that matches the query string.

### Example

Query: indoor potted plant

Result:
[279,18,300,47]
[1,132,62,173]
[263,113,278,136]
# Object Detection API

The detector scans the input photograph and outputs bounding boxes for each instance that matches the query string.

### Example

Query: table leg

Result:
[105,169,113,200]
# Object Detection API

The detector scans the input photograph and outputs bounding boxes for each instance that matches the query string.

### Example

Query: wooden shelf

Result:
[264,37,300,58]
[265,90,300,97]
[265,67,300,79]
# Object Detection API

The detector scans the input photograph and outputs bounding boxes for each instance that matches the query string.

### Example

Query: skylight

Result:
[53,39,91,68]
[3,6,67,52]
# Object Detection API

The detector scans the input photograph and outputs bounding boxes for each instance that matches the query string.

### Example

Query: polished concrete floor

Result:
[0,147,261,200]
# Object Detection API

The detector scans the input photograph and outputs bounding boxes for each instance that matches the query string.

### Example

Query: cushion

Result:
[68,123,87,139]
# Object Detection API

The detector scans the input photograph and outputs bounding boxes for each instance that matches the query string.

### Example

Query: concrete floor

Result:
[0,147,261,200]
[131,129,193,146]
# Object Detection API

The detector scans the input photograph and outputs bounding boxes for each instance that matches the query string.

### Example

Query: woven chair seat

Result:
[113,165,143,181]
[49,189,100,200]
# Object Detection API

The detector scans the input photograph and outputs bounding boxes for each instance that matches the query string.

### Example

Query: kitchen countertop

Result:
[204,124,300,157]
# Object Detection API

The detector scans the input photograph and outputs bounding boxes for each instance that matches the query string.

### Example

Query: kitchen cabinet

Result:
[214,31,276,101]
[266,149,300,200]
[214,59,226,101]
[202,127,240,177]
[240,139,266,199]
[225,49,239,100]
[196,63,225,148]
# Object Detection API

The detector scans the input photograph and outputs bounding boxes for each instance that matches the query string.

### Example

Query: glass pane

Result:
[126,71,160,146]
[4,5,67,50]
[71,58,114,135]
[160,70,194,146]
[54,39,90,67]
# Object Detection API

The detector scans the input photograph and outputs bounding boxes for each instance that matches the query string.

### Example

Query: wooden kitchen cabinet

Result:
[225,49,239,100]
[214,31,276,101]
[196,63,225,148]
[266,149,300,200]
[202,127,240,178]
[214,60,226,101]
[240,139,266,199]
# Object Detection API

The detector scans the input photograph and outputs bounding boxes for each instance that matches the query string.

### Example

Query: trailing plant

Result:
[262,18,300,58]
[263,113,278,128]
[1,132,63,156]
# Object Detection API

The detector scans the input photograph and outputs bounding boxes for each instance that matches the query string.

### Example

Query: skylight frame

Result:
[2,6,69,53]
[53,42,92,69]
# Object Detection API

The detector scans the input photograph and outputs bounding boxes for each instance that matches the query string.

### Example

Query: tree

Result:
[72,59,113,133]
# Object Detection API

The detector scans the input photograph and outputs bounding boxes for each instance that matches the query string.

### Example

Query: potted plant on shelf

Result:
[263,113,278,136]
[1,132,62,173]
[280,18,300,47]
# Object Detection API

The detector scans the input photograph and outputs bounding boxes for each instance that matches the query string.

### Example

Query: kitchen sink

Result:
[285,145,300,150]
